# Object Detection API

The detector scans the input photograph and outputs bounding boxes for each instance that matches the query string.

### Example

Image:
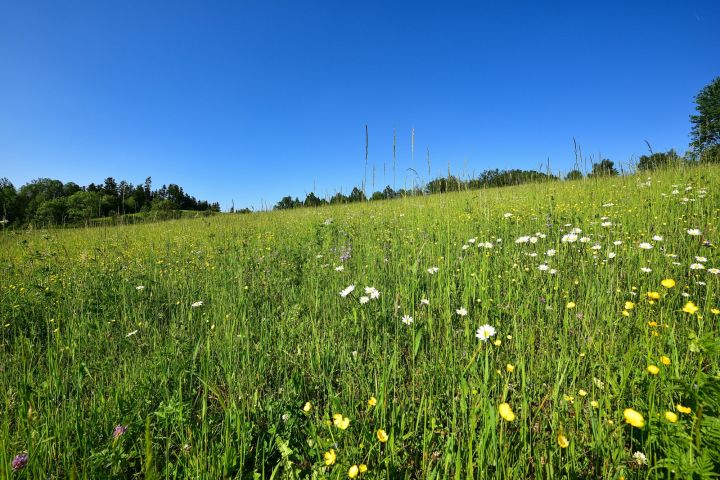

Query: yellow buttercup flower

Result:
[367,396,377,407]
[711,308,720,315]
[564,395,574,403]
[624,301,635,310]
[493,339,502,346]
[660,355,671,366]
[578,389,587,397]
[624,408,645,428]
[622,310,630,317]
[682,301,699,314]
[661,278,675,288]
[647,321,658,327]
[302,401,312,413]
[348,465,359,478]
[498,403,516,422]
[359,464,368,473]
[506,364,515,373]
[647,291,661,300]
[665,411,678,423]
[333,414,350,430]
[676,404,691,414]
[324,449,337,466]
[377,428,389,442]
[590,400,599,408]
[647,365,660,375]
[566,302,576,309]
[557,433,569,448]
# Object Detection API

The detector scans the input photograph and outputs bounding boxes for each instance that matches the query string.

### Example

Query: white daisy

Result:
[401,315,414,325]
[475,324,497,342]
[456,307,468,316]
[638,243,653,250]
[340,285,355,297]
[191,301,203,308]
[687,228,702,236]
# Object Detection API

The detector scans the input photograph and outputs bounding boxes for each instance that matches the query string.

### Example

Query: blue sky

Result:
[1,0,719,210]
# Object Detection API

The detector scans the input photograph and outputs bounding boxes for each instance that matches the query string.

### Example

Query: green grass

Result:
[1,165,719,479]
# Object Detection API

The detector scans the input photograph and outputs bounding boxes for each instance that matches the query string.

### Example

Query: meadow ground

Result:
[1,165,719,479]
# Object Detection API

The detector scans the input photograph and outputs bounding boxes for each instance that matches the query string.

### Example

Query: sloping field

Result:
[1,166,719,478]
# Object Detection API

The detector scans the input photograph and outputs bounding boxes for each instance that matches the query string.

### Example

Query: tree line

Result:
[0,176,220,227]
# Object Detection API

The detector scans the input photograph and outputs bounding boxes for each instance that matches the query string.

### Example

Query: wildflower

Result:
[647,291,661,300]
[506,364,515,373]
[335,265,345,272]
[546,249,556,256]
[640,267,652,273]
[660,356,671,366]
[427,267,439,274]
[538,264,549,271]
[590,400,599,408]
[191,301,203,308]
[340,285,356,297]
[676,404,691,414]
[682,301,699,314]
[368,396,377,407]
[647,365,660,375]
[456,307,467,316]
[712,308,720,314]
[498,403,516,421]
[561,233,578,243]
[633,451,647,466]
[639,242,653,250]
[566,302,576,309]
[503,212,513,218]
[475,324,496,341]
[348,465,359,478]
[401,315,414,325]
[695,256,707,263]
[113,425,128,439]
[578,389,587,397]
[690,263,705,270]
[333,414,350,430]
[653,235,663,241]
[564,395,574,404]
[324,449,337,465]
[135,285,145,290]
[623,408,645,428]
[359,296,369,304]
[687,228,702,236]
[365,286,380,299]
[302,402,312,413]
[420,298,430,306]
[557,433,569,448]
[377,428,389,442]
[709,268,720,275]
[359,464,368,473]
[665,411,678,423]
[11,452,28,471]
[493,339,502,346]
[624,301,635,310]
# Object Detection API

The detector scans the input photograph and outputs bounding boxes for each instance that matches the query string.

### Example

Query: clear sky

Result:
[1,1,719,210]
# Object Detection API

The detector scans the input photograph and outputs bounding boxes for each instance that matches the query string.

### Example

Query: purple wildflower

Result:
[113,425,128,439]
[12,452,28,471]
[339,246,352,262]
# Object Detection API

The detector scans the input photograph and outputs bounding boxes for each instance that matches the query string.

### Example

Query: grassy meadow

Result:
[1,165,720,479]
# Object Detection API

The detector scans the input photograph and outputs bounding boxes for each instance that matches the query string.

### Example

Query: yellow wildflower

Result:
[682,301,699,314]
[493,339,502,346]
[377,429,389,442]
[367,396,377,407]
[590,400,599,408]
[624,408,645,428]
[348,465,359,478]
[359,464,368,473]
[557,433,569,448]
[660,355,671,366]
[506,364,515,373]
[647,365,660,375]
[711,308,720,315]
[333,414,350,430]
[665,411,678,423]
[566,302,576,309]
[324,449,337,466]
[498,403,516,421]
[677,404,691,414]
[578,389,587,397]
[302,402,312,413]
[625,301,635,310]
[647,291,661,300]
[661,278,675,288]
